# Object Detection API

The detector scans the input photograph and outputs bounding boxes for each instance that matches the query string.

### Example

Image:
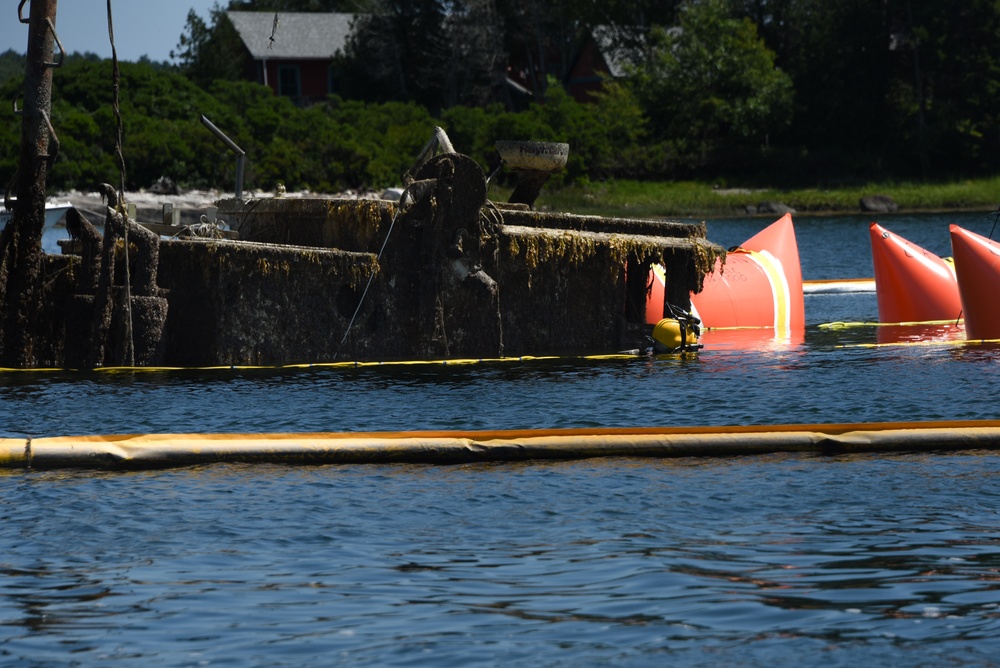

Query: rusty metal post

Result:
[13,0,58,241]
[201,115,245,198]
[1,0,58,366]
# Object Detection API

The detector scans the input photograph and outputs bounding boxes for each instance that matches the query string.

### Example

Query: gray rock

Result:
[860,194,898,213]
[755,201,796,215]
[149,176,179,195]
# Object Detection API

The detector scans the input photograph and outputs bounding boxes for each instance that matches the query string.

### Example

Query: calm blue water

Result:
[3,211,1000,666]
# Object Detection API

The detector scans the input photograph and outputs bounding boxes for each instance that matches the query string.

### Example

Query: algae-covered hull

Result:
[212,154,721,364]
[21,153,722,368]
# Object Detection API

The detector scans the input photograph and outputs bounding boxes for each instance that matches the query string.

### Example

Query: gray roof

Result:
[591,25,644,78]
[227,11,355,60]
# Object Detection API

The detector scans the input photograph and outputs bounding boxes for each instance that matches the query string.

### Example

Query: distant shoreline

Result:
[535,178,1000,220]
[51,187,1000,223]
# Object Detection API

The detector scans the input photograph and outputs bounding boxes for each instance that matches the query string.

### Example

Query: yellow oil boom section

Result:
[4,421,1000,470]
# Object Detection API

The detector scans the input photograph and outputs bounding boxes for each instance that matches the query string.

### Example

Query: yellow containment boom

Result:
[3,421,1000,470]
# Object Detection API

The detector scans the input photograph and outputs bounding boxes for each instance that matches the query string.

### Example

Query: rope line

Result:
[105,1,126,200]
[106,0,134,366]
[268,0,281,48]
[333,192,412,359]
[481,200,505,356]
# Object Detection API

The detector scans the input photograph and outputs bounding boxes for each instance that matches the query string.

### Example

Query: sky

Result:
[1,1,221,63]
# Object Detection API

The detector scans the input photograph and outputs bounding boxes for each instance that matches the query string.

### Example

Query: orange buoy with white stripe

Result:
[869,222,961,323]
[646,214,804,337]
[950,224,1000,340]
[690,213,804,332]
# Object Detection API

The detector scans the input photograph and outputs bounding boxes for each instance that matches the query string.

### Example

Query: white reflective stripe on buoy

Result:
[651,262,667,286]
[689,300,702,324]
[647,262,668,323]
[746,249,791,332]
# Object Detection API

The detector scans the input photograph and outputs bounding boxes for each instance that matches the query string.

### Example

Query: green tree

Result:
[740,0,1000,180]
[226,0,369,10]
[172,4,245,87]
[890,0,1000,176]
[631,0,793,173]
[337,0,455,110]
[0,50,26,87]
[753,0,893,179]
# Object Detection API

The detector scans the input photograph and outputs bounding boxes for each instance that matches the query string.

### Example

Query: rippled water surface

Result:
[4,456,1000,667]
[3,212,1000,666]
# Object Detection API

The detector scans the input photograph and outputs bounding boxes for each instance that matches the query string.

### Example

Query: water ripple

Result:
[3,455,1000,665]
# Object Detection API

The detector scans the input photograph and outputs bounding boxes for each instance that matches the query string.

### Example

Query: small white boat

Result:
[0,200,73,228]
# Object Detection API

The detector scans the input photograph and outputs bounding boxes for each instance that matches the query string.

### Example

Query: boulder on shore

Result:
[860,194,898,213]
[751,201,796,215]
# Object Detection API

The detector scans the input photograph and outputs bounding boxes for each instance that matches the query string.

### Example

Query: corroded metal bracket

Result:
[10,98,59,163]
[17,2,64,67]
[43,18,64,68]
[39,109,59,164]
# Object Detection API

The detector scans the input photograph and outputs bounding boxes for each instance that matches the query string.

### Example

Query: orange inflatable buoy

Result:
[678,213,804,332]
[950,224,1000,340]
[869,222,962,324]
[693,213,804,332]
[646,214,804,349]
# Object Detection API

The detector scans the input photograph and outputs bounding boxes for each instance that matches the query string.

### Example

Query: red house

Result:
[227,11,355,106]
[565,26,643,103]
[228,12,639,108]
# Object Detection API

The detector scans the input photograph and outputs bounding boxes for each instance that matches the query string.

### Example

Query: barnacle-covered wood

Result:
[27,149,723,366]
[156,239,377,366]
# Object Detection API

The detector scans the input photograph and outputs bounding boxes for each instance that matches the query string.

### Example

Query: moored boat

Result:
[949,224,1000,340]
[0,200,73,228]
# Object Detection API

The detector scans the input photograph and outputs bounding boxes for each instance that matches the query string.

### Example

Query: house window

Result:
[278,65,301,98]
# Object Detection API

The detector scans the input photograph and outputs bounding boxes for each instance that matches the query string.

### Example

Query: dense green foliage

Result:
[632,0,793,174]
[540,177,1000,218]
[0,56,657,193]
[0,50,26,87]
[1,57,442,192]
[5,0,1000,194]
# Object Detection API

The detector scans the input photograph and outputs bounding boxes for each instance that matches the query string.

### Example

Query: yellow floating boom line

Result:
[819,319,963,330]
[0,353,650,375]
[4,421,1000,470]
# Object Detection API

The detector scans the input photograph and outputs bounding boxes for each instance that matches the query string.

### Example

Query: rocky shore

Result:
[56,187,385,227]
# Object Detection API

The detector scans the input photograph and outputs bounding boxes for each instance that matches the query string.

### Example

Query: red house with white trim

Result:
[228,11,354,106]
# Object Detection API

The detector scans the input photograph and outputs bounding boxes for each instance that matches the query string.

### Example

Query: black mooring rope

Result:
[106,0,134,366]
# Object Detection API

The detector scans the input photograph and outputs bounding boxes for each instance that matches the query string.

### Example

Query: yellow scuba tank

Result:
[651,305,701,353]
